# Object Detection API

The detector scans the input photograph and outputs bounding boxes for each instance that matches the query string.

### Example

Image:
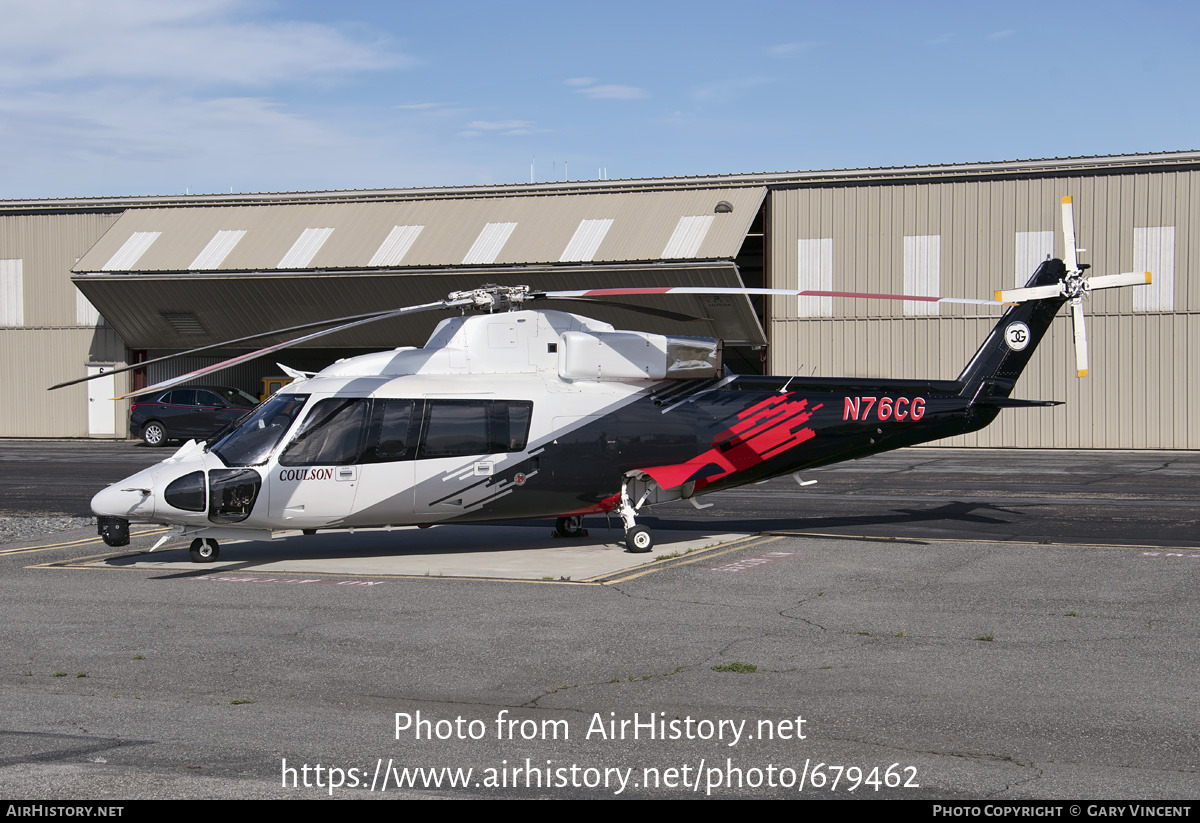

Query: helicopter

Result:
[77,197,1150,563]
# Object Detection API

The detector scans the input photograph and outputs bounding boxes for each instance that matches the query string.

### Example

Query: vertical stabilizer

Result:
[956,259,1069,398]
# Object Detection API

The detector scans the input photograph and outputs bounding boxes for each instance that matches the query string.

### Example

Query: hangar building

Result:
[1,150,1196,449]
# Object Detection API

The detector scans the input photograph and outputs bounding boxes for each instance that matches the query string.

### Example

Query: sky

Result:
[0,0,1195,198]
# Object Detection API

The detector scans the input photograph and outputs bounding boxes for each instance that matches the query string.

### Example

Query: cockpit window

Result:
[208,393,310,467]
[278,398,370,467]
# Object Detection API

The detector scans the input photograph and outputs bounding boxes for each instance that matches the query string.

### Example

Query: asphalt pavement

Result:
[1,440,1197,799]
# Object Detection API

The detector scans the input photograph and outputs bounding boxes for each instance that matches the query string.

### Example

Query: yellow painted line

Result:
[34,549,149,569]
[2,527,168,556]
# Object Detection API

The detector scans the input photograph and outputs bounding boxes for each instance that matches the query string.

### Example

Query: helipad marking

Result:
[708,551,797,572]
[190,574,386,586]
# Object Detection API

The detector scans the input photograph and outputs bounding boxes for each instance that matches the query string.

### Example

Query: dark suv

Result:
[129,386,260,446]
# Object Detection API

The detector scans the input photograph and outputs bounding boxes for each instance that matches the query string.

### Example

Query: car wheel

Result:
[142,421,167,447]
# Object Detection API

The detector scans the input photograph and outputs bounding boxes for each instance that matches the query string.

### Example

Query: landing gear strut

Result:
[189,537,219,563]
[618,474,655,553]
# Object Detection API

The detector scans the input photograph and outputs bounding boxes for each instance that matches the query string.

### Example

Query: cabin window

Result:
[279,398,370,467]
[362,399,418,463]
[417,400,533,459]
[263,396,533,466]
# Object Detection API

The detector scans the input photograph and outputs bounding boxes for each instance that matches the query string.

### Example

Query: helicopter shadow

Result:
[634,499,1029,539]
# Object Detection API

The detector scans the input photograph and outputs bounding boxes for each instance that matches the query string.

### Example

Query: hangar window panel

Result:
[560,218,614,262]
[462,222,518,265]
[189,229,247,270]
[75,290,103,326]
[662,215,715,259]
[1015,231,1055,286]
[102,231,161,271]
[369,225,425,267]
[0,259,23,327]
[902,235,940,316]
[278,227,335,269]
[796,238,833,317]
[1133,226,1175,312]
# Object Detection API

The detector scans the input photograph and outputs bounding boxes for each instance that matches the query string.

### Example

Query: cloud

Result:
[988,29,1016,40]
[767,41,817,58]
[574,84,648,100]
[460,119,543,136]
[0,0,413,89]
[565,77,596,86]
[466,119,535,131]
[926,32,955,45]
[691,77,772,103]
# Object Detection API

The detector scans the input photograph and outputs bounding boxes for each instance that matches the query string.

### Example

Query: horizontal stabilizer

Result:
[972,397,1063,408]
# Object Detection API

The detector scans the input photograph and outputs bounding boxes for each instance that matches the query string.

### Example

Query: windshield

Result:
[208,393,310,467]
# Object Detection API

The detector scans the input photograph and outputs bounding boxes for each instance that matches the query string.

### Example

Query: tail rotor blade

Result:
[1062,195,1079,273]
[1072,300,1089,378]
[994,284,1065,303]
[1087,271,1152,291]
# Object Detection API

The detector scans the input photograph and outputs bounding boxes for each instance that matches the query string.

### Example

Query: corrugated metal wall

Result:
[0,327,129,436]
[767,171,1198,448]
[0,212,126,436]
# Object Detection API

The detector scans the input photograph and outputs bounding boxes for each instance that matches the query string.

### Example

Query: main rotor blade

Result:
[117,297,467,400]
[537,296,707,322]
[1062,195,1079,273]
[544,286,1004,306]
[48,305,426,391]
[1072,300,1089,378]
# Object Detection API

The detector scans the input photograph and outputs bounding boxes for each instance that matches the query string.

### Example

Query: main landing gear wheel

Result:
[189,538,219,563]
[625,526,654,553]
[142,421,167,447]
[555,516,585,538]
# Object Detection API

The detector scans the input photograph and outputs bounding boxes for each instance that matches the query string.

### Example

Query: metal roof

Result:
[7,151,1199,213]
[73,188,767,274]
[71,262,767,351]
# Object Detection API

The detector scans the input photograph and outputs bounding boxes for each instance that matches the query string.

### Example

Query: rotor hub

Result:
[446,284,533,313]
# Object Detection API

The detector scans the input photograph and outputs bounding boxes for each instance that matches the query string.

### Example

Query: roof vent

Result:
[160,312,207,335]
[714,200,733,214]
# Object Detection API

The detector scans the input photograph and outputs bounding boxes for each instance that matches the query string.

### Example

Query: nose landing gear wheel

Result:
[189,538,219,563]
[625,526,654,553]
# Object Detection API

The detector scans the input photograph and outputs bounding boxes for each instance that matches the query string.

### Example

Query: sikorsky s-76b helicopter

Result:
[79,197,1150,562]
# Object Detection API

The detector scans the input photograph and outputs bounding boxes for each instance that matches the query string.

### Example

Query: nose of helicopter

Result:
[91,469,157,519]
